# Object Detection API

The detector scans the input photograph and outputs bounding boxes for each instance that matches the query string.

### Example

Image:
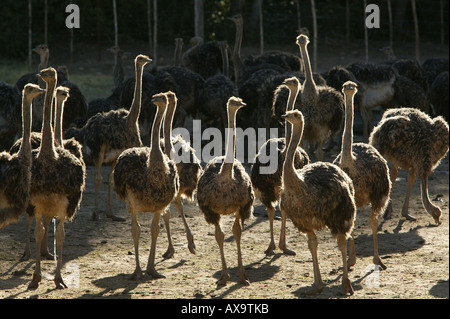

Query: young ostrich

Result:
[114,92,179,279]
[280,109,356,295]
[13,86,84,261]
[81,54,151,221]
[333,81,391,270]
[28,67,85,289]
[251,77,309,255]
[0,84,44,229]
[197,97,255,286]
[369,108,449,224]
[161,91,202,258]
[296,34,344,160]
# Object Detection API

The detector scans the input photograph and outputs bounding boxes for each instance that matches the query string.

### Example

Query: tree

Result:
[195,0,204,39]
[258,0,264,54]
[310,0,317,72]
[411,0,420,61]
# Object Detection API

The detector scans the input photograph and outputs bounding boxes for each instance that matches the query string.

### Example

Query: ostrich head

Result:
[342,81,358,95]
[37,67,57,83]
[228,14,243,25]
[281,109,304,127]
[166,91,177,105]
[56,86,70,102]
[23,83,45,100]
[135,54,152,67]
[296,34,309,47]
[227,96,246,112]
[282,76,300,90]
[32,44,49,56]
[151,92,168,108]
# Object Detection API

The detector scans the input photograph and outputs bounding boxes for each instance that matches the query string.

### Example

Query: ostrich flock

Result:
[0,14,449,295]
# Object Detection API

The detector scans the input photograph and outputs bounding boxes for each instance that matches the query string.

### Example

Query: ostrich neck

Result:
[220,43,230,77]
[299,43,317,102]
[285,86,300,148]
[114,55,124,86]
[220,108,238,177]
[163,102,176,158]
[54,98,65,146]
[174,41,183,66]
[126,63,144,127]
[341,93,356,165]
[182,39,202,65]
[149,106,165,165]
[37,53,49,89]
[283,121,304,187]
[232,20,243,85]
[38,79,57,159]
[18,95,33,166]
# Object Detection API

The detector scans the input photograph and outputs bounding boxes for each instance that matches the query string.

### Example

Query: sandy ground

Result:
[0,142,448,302]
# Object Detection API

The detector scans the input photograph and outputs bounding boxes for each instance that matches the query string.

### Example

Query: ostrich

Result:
[428,71,449,121]
[28,67,85,289]
[333,81,391,270]
[182,36,222,79]
[174,38,184,66]
[14,44,50,92]
[0,81,20,150]
[296,34,344,160]
[251,77,309,255]
[280,109,356,295]
[113,92,179,279]
[0,84,44,229]
[11,86,84,261]
[369,107,449,224]
[197,96,255,286]
[199,40,237,133]
[161,91,202,258]
[107,45,126,88]
[81,54,151,221]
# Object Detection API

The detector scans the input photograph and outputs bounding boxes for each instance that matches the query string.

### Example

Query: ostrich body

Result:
[0,84,44,228]
[296,34,344,160]
[197,97,254,286]
[113,92,179,279]
[161,91,202,258]
[0,81,20,150]
[369,108,449,224]
[182,36,223,79]
[333,81,391,270]
[28,67,85,289]
[428,71,449,121]
[251,77,309,255]
[280,109,356,295]
[81,55,151,221]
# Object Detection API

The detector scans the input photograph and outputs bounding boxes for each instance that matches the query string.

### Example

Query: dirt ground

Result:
[0,142,448,301]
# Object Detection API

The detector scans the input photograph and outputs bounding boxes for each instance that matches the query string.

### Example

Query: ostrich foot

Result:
[162,246,175,259]
[28,274,41,290]
[20,250,31,262]
[54,276,68,289]
[339,278,354,296]
[146,268,165,279]
[305,283,324,295]
[187,236,196,255]
[347,255,357,269]
[129,269,143,280]
[106,213,125,222]
[402,211,417,221]
[91,210,101,221]
[216,270,230,286]
[373,257,387,270]
[237,267,250,286]
[264,242,276,256]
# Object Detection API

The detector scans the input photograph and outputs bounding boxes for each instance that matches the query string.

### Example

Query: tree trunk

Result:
[28,0,32,71]
[147,0,153,56]
[194,0,204,39]
[440,0,444,45]
[97,0,101,62]
[294,0,301,32]
[387,0,393,49]
[346,0,350,49]
[310,0,317,72]
[258,0,264,54]
[112,0,118,66]
[44,0,48,44]
[153,0,158,66]
[364,0,369,62]
[411,0,420,61]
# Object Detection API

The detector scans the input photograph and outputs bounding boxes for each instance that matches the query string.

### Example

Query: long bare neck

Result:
[163,103,176,157]
[149,106,165,164]
[174,39,183,66]
[54,98,65,146]
[38,79,57,159]
[220,42,230,77]
[299,43,317,102]
[232,19,243,85]
[182,39,202,65]
[283,121,304,187]
[340,92,355,165]
[220,108,238,177]
[285,86,299,148]
[18,95,33,166]
[126,62,144,126]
